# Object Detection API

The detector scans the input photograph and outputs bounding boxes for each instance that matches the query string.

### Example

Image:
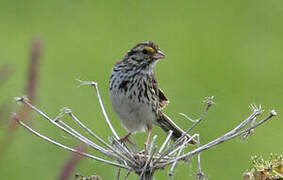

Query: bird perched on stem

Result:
[109,41,196,147]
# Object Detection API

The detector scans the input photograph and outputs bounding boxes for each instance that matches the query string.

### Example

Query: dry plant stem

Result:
[187,106,208,132]
[17,97,125,163]
[156,98,214,166]
[139,147,157,180]
[63,108,112,150]
[224,114,274,141]
[147,135,157,155]
[42,105,114,156]
[158,130,173,154]
[175,97,214,148]
[119,137,135,155]
[196,134,202,174]
[116,168,121,180]
[13,115,131,170]
[14,84,276,180]
[154,133,198,165]
[223,106,261,137]
[186,97,214,133]
[168,137,188,177]
[56,120,128,164]
[55,117,106,152]
[124,171,131,180]
[61,108,131,164]
[77,79,120,139]
[159,109,276,168]
[139,136,158,179]
[168,134,199,156]
[111,137,138,166]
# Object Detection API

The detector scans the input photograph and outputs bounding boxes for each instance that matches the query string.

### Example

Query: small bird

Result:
[109,41,196,146]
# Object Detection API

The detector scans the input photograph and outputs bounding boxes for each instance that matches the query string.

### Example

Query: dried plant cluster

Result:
[243,154,283,180]
[75,173,102,180]
[13,80,277,180]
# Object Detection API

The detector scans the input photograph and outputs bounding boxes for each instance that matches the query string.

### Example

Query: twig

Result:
[168,134,198,156]
[168,137,188,178]
[62,107,112,150]
[195,134,206,179]
[148,135,157,155]
[15,97,123,162]
[158,130,173,154]
[154,133,198,166]
[77,79,120,139]
[13,83,277,180]
[116,168,121,180]
[61,108,130,164]
[12,114,131,170]
[159,110,277,168]
[224,112,275,141]
[124,171,131,180]
[139,136,158,179]
[175,96,214,147]
[153,98,214,165]
[186,96,214,133]
[53,112,106,152]
[111,137,138,165]
[56,119,107,152]
[139,147,157,180]
[157,96,215,163]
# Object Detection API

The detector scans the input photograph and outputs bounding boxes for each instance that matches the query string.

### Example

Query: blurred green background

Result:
[1,0,283,179]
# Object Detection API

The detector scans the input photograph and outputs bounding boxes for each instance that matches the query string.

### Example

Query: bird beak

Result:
[153,50,166,60]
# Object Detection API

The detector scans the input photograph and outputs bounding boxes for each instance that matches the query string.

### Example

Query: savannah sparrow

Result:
[109,41,196,145]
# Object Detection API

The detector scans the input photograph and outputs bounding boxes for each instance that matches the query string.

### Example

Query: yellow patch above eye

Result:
[144,46,156,54]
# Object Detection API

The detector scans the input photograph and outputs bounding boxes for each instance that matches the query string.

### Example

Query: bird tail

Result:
[156,112,197,145]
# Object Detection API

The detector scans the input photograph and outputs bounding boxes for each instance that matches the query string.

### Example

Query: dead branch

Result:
[13,80,277,180]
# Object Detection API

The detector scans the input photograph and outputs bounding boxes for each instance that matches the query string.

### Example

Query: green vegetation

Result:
[1,0,283,179]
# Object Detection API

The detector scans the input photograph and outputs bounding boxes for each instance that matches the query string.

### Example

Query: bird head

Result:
[124,41,166,69]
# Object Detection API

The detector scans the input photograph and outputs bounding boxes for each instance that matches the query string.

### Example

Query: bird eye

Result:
[142,49,148,54]
[144,46,156,54]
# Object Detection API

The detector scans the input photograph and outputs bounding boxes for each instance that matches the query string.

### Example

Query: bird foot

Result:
[118,132,132,143]
[118,133,137,153]
[118,136,130,144]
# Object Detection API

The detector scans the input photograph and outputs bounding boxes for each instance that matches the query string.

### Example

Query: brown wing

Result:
[158,88,169,109]
[152,75,169,109]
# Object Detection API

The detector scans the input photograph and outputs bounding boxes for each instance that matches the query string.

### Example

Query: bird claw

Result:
[118,133,137,153]
[118,132,132,144]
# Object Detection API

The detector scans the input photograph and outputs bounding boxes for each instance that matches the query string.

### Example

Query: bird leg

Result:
[119,132,132,144]
[144,125,152,152]
[119,132,137,152]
